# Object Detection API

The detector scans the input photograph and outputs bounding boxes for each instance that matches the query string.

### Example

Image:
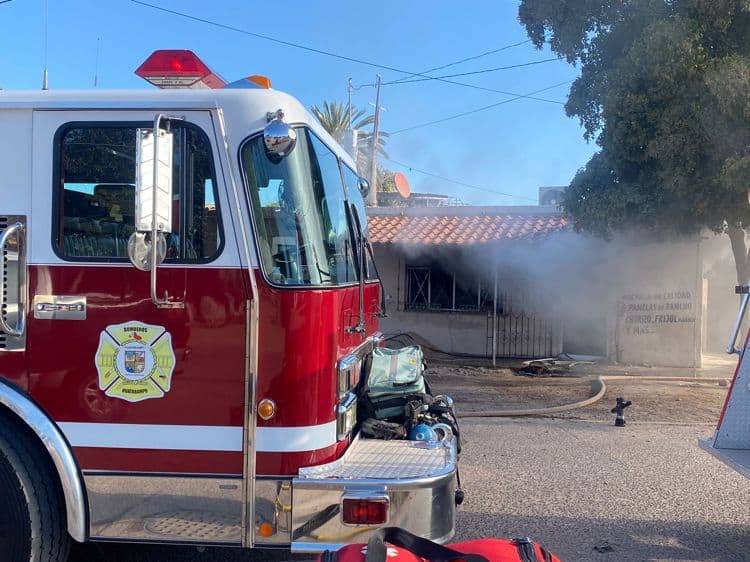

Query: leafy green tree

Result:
[377,165,397,193]
[310,100,389,176]
[518,0,750,281]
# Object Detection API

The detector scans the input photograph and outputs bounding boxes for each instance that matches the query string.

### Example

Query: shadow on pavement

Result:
[456,510,750,562]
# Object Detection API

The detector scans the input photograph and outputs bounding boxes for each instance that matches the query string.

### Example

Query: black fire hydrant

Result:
[611,397,632,427]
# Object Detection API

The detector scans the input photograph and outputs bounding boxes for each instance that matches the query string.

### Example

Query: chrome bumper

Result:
[288,435,457,553]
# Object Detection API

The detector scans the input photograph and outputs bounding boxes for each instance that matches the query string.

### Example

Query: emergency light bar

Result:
[135,50,227,89]
[135,50,272,90]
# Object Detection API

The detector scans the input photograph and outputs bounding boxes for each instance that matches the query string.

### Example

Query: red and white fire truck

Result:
[0,51,457,561]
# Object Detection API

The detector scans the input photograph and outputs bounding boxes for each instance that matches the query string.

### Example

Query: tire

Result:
[0,414,71,562]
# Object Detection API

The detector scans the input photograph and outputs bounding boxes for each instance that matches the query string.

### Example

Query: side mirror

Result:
[129,119,174,271]
[129,115,183,309]
[264,109,297,162]
[127,232,167,272]
[135,125,174,234]
[358,177,370,198]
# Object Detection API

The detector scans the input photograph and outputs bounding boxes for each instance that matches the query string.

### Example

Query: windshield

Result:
[242,128,358,286]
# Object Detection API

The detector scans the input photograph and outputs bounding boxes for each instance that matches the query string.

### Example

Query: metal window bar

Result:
[407,267,430,310]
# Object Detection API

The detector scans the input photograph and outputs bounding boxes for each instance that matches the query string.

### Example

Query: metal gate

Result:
[486,283,562,359]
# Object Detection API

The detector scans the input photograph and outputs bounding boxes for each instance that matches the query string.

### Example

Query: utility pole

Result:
[343,78,359,165]
[367,74,382,207]
[347,77,353,129]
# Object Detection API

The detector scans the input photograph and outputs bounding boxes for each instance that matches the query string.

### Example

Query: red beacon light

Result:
[135,50,227,89]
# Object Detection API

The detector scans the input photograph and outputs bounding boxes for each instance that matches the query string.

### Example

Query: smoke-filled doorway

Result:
[562,312,608,357]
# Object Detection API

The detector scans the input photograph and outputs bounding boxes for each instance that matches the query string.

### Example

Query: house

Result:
[368,204,735,368]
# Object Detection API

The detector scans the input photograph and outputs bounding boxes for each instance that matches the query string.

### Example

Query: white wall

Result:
[373,232,707,367]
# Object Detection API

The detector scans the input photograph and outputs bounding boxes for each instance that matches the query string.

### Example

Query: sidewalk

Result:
[429,353,737,380]
[569,351,736,379]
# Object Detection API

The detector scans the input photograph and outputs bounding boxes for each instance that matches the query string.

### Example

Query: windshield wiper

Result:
[345,205,366,335]
[345,204,387,335]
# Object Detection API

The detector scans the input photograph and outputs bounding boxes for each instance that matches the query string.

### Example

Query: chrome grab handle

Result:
[0,222,25,337]
[727,283,750,355]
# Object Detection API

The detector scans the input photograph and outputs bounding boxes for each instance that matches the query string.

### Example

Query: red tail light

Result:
[135,50,226,89]
[342,498,389,525]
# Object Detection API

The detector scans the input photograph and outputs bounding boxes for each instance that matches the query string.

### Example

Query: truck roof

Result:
[0,87,293,110]
[0,88,358,170]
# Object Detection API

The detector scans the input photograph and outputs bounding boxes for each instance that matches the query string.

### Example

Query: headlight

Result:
[337,391,357,441]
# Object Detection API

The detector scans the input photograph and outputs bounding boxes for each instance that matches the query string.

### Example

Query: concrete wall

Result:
[701,233,744,353]
[376,250,491,356]
[375,248,563,358]
[612,238,702,367]
[373,232,712,367]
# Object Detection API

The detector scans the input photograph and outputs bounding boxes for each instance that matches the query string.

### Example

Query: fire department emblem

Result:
[94,321,176,402]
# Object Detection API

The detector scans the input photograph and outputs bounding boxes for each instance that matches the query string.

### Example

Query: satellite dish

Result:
[394,172,411,198]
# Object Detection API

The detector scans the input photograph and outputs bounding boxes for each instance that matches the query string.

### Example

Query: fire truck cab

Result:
[0,52,457,561]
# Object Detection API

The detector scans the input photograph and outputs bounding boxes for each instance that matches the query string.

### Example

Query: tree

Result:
[310,100,389,177]
[377,165,397,193]
[518,0,750,282]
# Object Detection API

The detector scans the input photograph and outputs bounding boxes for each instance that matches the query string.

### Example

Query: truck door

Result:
[27,109,250,544]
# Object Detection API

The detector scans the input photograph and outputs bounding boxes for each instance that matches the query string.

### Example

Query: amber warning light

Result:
[135,50,227,89]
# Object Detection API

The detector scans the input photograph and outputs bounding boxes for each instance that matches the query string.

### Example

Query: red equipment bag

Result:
[318,527,562,562]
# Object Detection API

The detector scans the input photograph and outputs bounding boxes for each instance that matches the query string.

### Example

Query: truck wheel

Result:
[0,417,71,562]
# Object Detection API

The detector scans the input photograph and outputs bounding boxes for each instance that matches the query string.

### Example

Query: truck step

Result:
[298,435,454,480]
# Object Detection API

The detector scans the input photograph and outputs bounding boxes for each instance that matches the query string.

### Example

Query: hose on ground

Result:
[456,375,730,418]
[458,376,606,418]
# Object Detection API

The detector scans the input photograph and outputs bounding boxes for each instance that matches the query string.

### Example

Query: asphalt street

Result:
[69,416,750,562]
[456,417,750,561]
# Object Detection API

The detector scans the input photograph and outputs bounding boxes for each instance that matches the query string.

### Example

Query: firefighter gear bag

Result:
[318,527,562,562]
[362,346,427,420]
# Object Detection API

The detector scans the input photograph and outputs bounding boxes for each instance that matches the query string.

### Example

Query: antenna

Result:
[41,0,48,90]
[94,37,101,87]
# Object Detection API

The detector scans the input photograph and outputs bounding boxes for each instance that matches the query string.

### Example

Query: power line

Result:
[390,39,531,84]
[0,1,14,5]
[355,69,564,105]
[383,58,560,85]
[385,157,538,202]
[390,80,571,135]
[348,41,562,103]
[130,0,473,77]
[131,0,561,100]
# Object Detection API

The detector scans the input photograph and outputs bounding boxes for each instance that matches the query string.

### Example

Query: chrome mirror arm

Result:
[149,114,183,309]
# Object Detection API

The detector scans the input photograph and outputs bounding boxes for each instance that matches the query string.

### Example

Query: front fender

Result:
[0,379,88,542]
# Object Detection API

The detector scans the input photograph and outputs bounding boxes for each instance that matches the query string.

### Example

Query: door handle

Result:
[33,296,87,321]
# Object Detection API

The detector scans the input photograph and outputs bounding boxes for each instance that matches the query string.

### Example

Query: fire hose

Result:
[457,375,730,418]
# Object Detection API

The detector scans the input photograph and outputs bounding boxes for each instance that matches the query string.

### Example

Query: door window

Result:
[54,123,222,262]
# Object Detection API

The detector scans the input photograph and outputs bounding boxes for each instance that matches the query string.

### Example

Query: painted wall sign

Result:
[95,321,176,402]
[615,286,699,367]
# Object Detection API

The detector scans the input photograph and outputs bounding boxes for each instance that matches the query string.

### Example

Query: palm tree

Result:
[310,101,388,175]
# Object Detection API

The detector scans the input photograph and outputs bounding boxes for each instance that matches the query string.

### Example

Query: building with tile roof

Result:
[366,204,730,367]
[368,206,569,246]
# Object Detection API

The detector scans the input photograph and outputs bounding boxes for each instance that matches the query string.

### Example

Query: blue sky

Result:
[0,0,597,206]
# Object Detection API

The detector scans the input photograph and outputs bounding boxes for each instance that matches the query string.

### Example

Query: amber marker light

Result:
[258,399,276,420]
[258,522,275,538]
[247,75,272,88]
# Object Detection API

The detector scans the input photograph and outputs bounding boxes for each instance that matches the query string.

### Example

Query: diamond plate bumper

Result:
[290,435,457,553]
